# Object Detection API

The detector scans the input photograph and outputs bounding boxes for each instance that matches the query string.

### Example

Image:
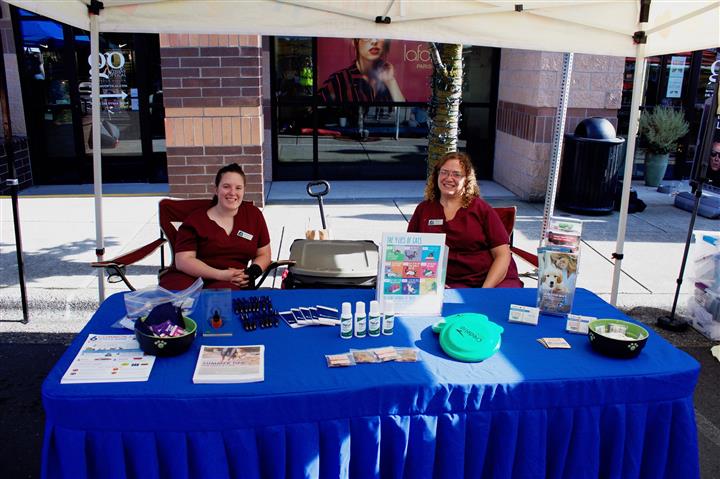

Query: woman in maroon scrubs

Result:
[407,152,523,288]
[160,163,271,290]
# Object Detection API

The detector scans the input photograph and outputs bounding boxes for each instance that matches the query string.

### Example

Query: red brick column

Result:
[160,34,264,206]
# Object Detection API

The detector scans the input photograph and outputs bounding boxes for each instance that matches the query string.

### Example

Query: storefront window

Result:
[272,36,497,180]
[76,34,142,156]
[274,37,313,98]
[15,7,166,184]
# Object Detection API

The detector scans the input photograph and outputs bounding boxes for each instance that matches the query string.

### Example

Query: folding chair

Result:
[92,199,291,290]
[493,206,539,279]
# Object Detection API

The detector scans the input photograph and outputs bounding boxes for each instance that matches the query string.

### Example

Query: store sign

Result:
[87,51,126,79]
[666,56,686,98]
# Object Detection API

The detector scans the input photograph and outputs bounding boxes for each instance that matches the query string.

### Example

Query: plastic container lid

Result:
[435,313,504,362]
[369,300,380,316]
[289,240,379,278]
[341,302,352,317]
[568,117,624,144]
[355,301,365,315]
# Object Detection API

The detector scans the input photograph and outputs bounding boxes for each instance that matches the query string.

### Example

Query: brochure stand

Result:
[536,217,582,315]
[376,233,447,316]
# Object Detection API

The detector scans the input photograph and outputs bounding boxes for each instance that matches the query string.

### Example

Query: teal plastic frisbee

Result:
[434,313,504,362]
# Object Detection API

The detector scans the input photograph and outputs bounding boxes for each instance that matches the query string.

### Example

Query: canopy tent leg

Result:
[90,5,105,302]
[0,28,28,323]
[539,52,574,244]
[610,44,648,306]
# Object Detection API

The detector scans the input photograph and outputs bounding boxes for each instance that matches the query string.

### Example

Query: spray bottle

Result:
[354,301,367,338]
[340,302,353,339]
[368,300,381,337]
[382,302,395,335]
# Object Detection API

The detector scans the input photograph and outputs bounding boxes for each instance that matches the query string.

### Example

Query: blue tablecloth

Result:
[42,288,700,479]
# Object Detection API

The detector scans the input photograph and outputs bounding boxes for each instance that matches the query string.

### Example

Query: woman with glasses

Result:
[407,152,523,288]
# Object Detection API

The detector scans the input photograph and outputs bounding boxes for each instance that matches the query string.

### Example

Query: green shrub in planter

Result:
[639,107,689,186]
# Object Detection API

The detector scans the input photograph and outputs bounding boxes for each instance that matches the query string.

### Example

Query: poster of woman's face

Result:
[317,37,432,103]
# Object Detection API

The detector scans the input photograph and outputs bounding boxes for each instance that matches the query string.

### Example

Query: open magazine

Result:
[537,217,582,315]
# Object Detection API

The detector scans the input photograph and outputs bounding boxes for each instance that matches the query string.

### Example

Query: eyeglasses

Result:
[439,169,465,179]
[711,151,720,158]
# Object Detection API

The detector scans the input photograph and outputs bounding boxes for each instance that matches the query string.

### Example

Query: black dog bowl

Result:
[588,319,649,358]
[135,316,197,357]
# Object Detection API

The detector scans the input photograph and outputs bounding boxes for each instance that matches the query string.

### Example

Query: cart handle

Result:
[306,180,330,198]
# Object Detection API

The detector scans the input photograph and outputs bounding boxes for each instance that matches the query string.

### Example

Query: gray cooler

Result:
[284,239,379,289]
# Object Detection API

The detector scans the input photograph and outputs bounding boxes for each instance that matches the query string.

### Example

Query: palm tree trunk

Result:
[427,43,463,173]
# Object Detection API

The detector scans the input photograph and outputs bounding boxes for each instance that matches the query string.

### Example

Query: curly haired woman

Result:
[407,152,522,288]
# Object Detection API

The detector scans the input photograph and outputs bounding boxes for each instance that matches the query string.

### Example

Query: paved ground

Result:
[1,180,719,477]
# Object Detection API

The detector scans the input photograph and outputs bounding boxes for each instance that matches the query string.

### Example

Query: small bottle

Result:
[340,302,353,339]
[368,300,381,337]
[382,303,395,336]
[354,301,367,338]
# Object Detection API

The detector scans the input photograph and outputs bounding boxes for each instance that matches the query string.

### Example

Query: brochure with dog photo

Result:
[193,345,264,383]
[536,247,578,315]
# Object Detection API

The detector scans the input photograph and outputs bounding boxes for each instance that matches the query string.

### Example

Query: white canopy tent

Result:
[7,0,720,303]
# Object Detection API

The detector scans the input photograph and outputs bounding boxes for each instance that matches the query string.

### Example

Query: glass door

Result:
[14,7,166,185]
[16,12,84,183]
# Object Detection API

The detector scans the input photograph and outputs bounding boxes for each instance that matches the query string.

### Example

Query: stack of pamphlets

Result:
[278,305,339,328]
[192,345,264,383]
[61,334,156,384]
[537,217,582,315]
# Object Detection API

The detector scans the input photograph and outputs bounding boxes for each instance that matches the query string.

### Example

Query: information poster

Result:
[377,232,447,316]
[666,56,686,98]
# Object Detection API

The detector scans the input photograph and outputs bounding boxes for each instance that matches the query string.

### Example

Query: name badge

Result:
[236,230,254,241]
[428,219,444,226]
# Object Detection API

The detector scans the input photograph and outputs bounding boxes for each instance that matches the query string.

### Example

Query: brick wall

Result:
[0,137,32,194]
[493,49,624,200]
[161,34,265,206]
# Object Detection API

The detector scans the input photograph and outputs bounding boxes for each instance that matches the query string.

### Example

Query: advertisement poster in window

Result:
[317,38,433,103]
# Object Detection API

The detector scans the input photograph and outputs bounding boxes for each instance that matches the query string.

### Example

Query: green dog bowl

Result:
[135,316,197,357]
[435,313,504,362]
[588,318,649,358]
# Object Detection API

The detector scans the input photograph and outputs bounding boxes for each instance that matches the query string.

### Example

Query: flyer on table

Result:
[377,232,447,315]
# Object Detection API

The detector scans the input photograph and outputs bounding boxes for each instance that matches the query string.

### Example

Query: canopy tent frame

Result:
[6,0,719,306]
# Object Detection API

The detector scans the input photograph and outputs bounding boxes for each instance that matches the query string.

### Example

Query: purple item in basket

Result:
[149,320,186,337]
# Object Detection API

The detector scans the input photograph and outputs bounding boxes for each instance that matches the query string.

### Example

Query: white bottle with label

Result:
[354,301,367,338]
[340,302,353,339]
[368,300,381,337]
[382,302,395,335]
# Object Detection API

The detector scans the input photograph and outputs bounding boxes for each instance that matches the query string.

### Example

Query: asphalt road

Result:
[1,317,718,479]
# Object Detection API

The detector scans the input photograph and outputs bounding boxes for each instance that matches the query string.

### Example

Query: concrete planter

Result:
[644,152,669,187]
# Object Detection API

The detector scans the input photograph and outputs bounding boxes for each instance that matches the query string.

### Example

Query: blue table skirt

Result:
[41,288,700,479]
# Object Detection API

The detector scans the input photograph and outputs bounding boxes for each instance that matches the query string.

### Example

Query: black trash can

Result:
[557,117,625,215]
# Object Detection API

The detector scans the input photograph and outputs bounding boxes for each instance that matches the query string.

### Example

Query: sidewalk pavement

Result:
[1,180,719,333]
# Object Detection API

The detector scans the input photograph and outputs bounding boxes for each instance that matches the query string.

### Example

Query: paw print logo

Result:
[154,340,167,349]
[628,342,638,351]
